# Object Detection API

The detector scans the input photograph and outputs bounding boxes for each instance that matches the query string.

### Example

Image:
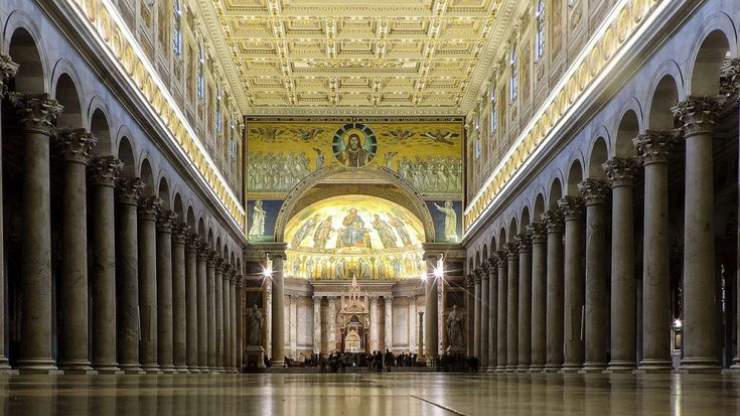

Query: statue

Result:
[338,208,370,248]
[434,200,459,242]
[446,305,465,354]
[246,304,264,346]
[248,200,266,239]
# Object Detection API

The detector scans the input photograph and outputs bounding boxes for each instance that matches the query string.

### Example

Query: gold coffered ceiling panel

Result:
[213,0,503,114]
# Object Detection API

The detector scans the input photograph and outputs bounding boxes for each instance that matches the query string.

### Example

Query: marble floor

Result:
[0,372,738,415]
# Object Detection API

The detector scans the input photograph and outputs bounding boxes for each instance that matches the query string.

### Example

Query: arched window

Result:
[489,85,497,134]
[535,0,545,62]
[510,47,518,102]
[197,43,205,100]
[173,0,183,57]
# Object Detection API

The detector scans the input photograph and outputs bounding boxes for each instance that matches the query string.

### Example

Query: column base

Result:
[160,365,177,374]
[175,366,190,374]
[271,359,285,368]
[580,363,607,374]
[494,366,507,373]
[528,365,544,373]
[543,364,561,373]
[516,365,530,373]
[188,367,201,374]
[94,366,123,375]
[142,365,161,374]
[680,357,720,373]
[122,368,145,375]
[59,360,95,374]
[636,359,673,373]
[17,359,61,374]
[559,365,581,374]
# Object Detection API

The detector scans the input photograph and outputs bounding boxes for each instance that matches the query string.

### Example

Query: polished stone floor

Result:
[0,372,738,415]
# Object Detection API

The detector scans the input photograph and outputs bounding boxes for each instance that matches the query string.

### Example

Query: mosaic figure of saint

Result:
[248,200,266,239]
[291,215,318,248]
[372,214,398,249]
[338,133,370,168]
[338,208,370,248]
[313,216,334,249]
[389,215,412,246]
[434,201,459,242]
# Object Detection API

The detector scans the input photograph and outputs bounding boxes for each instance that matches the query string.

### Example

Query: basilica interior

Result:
[1,0,740,414]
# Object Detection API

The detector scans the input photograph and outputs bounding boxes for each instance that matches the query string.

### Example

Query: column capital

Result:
[9,92,63,135]
[633,130,679,165]
[186,233,200,253]
[473,268,483,283]
[495,250,508,264]
[0,55,19,98]
[517,235,532,253]
[542,208,564,233]
[89,156,123,187]
[197,241,210,260]
[56,128,97,164]
[505,242,519,260]
[172,222,189,245]
[480,261,491,276]
[138,196,161,221]
[603,157,638,188]
[157,210,177,233]
[527,222,547,244]
[558,196,584,221]
[720,58,740,100]
[578,178,610,206]
[312,295,322,302]
[673,96,726,135]
[465,274,475,289]
[486,257,498,273]
[116,177,144,205]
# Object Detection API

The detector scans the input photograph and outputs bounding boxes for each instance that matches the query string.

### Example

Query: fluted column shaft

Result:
[580,179,610,372]
[12,94,62,373]
[0,57,18,370]
[506,244,519,370]
[675,98,722,371]
[487,259,497,370]
[115,177,143,373]
[156,211,176,372]
[496,251,507,371]
[197,247,208,370]
[172,224,188,372]
[473,273,481,359]
[604,158,638,372]
[57,129,96,372]
[517,237,532,370]
[90,156,122,373]
[185,236,199,371]
[559,196,585,372]
[529,223,547,371]
[478,268,489,368]
[138,197,160,372]
[634,131,674,371]
[207,254,217,370]
[271,254,286,366]
[544,209,565,371]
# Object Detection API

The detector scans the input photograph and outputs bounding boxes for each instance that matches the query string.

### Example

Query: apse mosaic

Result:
[246,120,464,198]
[283,195,426,281]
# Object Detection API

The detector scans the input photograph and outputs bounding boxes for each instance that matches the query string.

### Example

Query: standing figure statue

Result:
[248,200,266,239]
[246,304,264,347]
[434,201,458,242]
[446,305,465,354]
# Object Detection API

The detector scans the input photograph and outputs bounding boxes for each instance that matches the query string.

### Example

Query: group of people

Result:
[280,351,423,372]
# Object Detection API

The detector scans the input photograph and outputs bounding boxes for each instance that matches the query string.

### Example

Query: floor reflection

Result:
[0,372,738,415]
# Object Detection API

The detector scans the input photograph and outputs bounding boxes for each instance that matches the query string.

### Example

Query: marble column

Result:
[115,177,144,374]
[327,297,337,354]
[384,295,393,352]
[517,235,532,371]
[369,297,379,352]
[634,130,675,371]
[233,276,242,370]
[496,251,507,372]
[313,296,322,355]
[215,260,225,371]
[264,281,273,359]
[473,271,481,359]
[506,242,519,371]
[604,158,638,372]
[156,210,176,373]
[172,223,188,372]
[196,244,209,371]
[186,234,199,372]
[57,129,96,373]
[409,297,417,353]
[288,295,297,359]
[11,93,62,373]
[271,253,286,366]
[465,274,474,357]
[0,56,18,371]
[543,208,565,372]
[559,196,585,372]
[207,252,218,370]
[424,265,439,364]
[138,196,160,372]
[479,267,489,369]
[675,97,723,371]
[223,267,232,370]
[487,257,497,371]
[90,156,123,373]
[579,179,610,372]
[528,222,547,372]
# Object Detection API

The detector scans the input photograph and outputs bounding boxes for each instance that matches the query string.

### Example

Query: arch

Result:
[647,75,679,131]
[475,251,481,267]
[216,236,222,257]
[689,29,732,96]
[508,217,518,241]
[118,137,136,178]
[158,177,171,210]
[520,206,531,231]
[588,137,609,179]
[273,166,436,243]
[52,73,82,128]
[489,234,497,257]
[186,206,196,229]
[207,228,214,249]
[615,109,641,156]
[7,26,45,94]
[533,193,546,221]
[548,178,562,210]
[482,244,488,261]
[566,159,583,196]
[140,158,155,197]
[173,193,184,222]
[198,217,206,238]
[90,108,113,156]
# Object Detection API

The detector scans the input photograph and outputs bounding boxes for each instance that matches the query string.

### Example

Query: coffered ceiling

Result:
[205,0,516,115]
